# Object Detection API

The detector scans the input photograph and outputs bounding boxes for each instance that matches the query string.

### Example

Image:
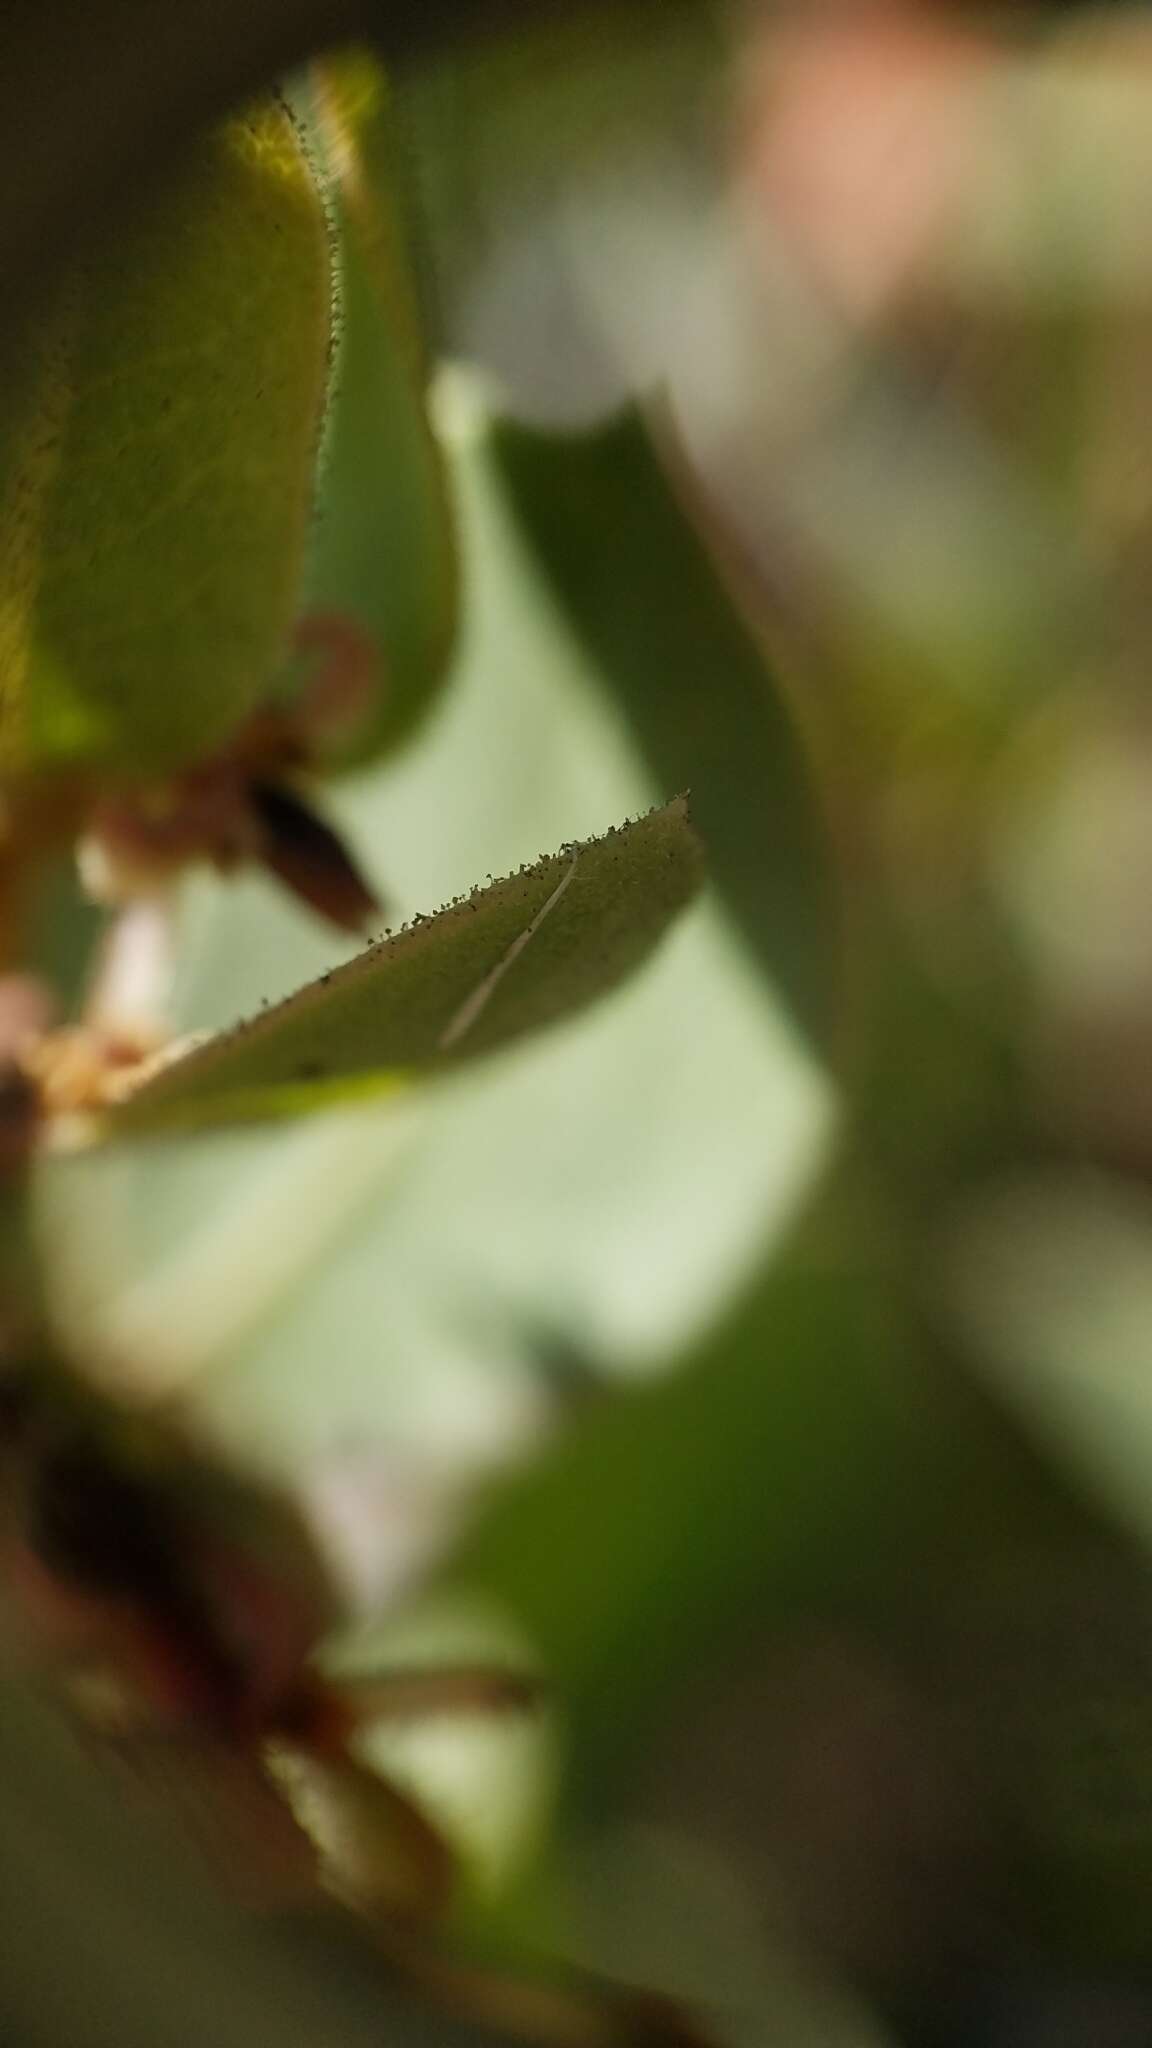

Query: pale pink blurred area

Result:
[738,2,1152,318]
[737,0,998,324]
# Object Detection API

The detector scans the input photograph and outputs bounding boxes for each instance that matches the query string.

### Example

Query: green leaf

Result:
[103,797,701,1135]
[0,98,331,780]
[493,415,832,1046]
[292,58,458,767]
[442,1174,1088,1794]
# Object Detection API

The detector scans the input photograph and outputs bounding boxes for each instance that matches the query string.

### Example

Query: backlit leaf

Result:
[0,98,331,780]
[103,797,701,1135]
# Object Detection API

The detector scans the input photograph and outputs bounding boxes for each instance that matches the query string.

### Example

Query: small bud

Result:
[249,780,380,936]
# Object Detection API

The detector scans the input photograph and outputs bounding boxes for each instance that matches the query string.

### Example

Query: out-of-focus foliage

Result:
[493,415,831,1045]
[0,1663,522,2048]
[399,3,725,429]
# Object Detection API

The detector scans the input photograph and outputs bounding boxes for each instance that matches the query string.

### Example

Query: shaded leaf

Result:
[294,57,458,767]
[493,415,832,1046]
[443,1175,1085,1790]
[103,797,701,1135]
[0,98,331,780]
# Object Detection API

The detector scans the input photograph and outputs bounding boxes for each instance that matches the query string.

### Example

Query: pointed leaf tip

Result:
[102,797,701,1136]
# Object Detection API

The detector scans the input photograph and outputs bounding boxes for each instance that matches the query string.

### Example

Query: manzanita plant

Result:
[14,4,1152,2047]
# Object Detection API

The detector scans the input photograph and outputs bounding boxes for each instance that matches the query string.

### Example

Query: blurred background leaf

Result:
[493,413,832,1046]
[439,1168,1090,1796]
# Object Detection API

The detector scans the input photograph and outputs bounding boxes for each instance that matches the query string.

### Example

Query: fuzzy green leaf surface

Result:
[106,797,701,1134]
[296,58,457,767]
[0,99,331,780]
